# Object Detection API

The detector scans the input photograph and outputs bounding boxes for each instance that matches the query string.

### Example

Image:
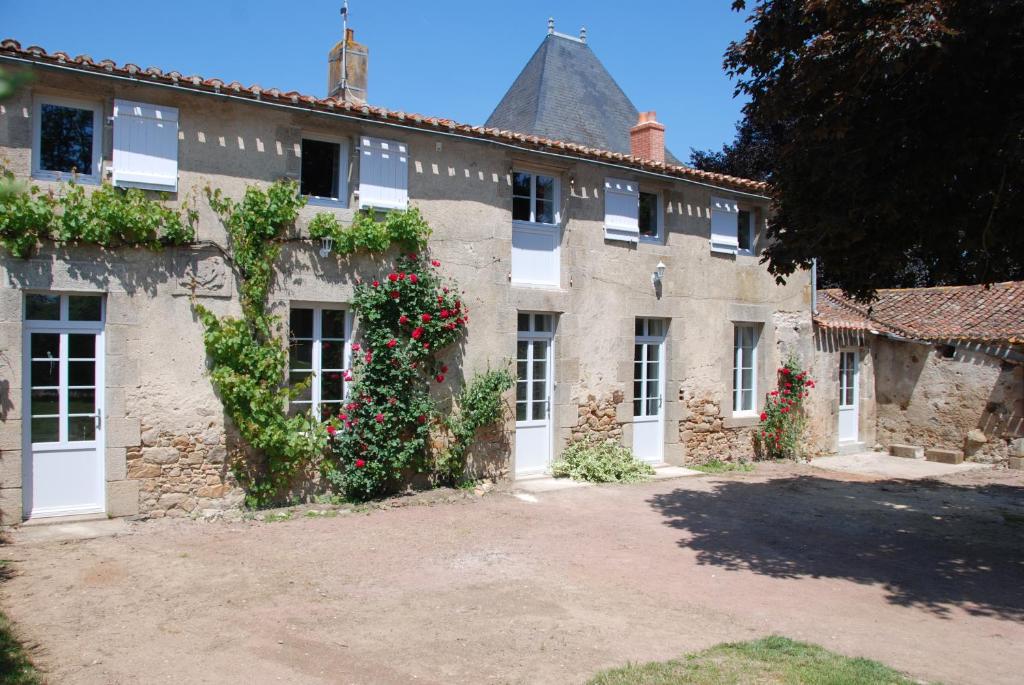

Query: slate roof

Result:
[0,39,766,195]
[485,33,683,165]
[815,282,1024,345]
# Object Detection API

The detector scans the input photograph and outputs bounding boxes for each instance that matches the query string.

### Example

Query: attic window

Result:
[32,96,102,183]
[301,137,349,206]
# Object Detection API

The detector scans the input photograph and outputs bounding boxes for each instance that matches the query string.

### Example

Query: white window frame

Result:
[638,189,665,244]
[300,134,350,208]
[512,169,561,226]
[634,318,667,418]
[288,304,353,420]
[32,95,103,184]
[732,323,759,416]
[515,313,556,426]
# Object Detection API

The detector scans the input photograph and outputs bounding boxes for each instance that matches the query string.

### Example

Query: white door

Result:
[838,350,859,444]
[23,294,106,519]
[515,313,554,476]
[633,318,666,463]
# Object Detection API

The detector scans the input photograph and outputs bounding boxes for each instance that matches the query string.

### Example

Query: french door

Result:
[22,294,106,519]
[838,350,859,444]
[515,313,554,476]
[633,318,666,463]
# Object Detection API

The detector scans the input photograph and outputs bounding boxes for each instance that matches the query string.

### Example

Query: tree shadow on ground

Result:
[649,475,1024,620]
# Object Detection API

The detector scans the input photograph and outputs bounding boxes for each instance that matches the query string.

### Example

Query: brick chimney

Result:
[630,111,665,164]
[328,28,368,103]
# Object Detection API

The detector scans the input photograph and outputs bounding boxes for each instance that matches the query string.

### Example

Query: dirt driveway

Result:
[3,463,1023,685]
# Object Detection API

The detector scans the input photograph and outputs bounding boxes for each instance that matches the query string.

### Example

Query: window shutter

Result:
[112,99,179,192]
[604,178,640,242]
[358,136,408,210]
[710,196,740,253]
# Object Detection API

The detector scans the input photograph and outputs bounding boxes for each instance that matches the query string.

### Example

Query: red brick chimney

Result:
[630,111,665,164]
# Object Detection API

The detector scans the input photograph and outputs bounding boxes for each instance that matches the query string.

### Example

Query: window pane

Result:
[512,172,530,197]
[68,416,96,441]
[512,197,531,221]
[634,344,643,364]
[68,295,102,321]
[322,309,346,339]
[741,368,753,393]
[634,361,643,383]
[68,334,94,359]
[40,103,94,175]
[300,139,341,198]
[516,401,527,422]
[290,308,314,338]
[533,315,550,332]
[289,372,313,402]
[516,340,528,361]
[26,294,60,320]
[31,360,59,387]
[741,390,753,412]
[31,333,59,359]
[737,210,752,251]
[321,341,344,370]
[68,388,95,414]
[532,379,547,403]
[290,339,313,370]
[535,199,554,224]
[639,192,658,237]
[31,417,59,443]
[532,360,546,381]
[321,373,344,402]
[634,398,642,416]
[516,360,527,381]
[634,380,643,402]
[535,175,554,201]
[646,378,658,404]
[532,395,547,421]
[517,314,530,332]
[31,389,58,416]
[69,361,95,387]
[647,397,659,416]
[647,319,665,337]
[533,340,548,361]
[845,386,854,406]
[635,319,644,336]
[647,345,659,363]
[516,381,528,402]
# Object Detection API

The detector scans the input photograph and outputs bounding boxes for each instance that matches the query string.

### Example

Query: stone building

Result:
[0,24,815,523]
[810,283,1024,463]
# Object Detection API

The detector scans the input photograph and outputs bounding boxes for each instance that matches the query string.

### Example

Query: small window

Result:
[288,306,351,421]
[733,324,758,415]
[737,209,754,253]
[33,97,103,182]
[301,137,349,205]
[639,191,662,241]
[512,171,558,225]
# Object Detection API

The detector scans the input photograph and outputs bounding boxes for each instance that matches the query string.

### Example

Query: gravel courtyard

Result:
[3,463,1023,684]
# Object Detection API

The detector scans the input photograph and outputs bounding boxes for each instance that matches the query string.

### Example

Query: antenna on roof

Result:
[340,1,349,96]
[579,26,587,43]
[548,17,555,35]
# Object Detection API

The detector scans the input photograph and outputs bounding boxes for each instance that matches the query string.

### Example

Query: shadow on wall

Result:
[979,358,1024,441]
[649,475,1024,620]
[873,340,928,412]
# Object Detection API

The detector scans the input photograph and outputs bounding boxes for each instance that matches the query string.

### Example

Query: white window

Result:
[710,197,756,254]
[32,96,103,183]
[358,136,408,210]
[301,136,349,206]
[288,306,351,421]
[733,324,758,415]
[111,99,179,192]
[512,169,561,286]
[604,179,663,243]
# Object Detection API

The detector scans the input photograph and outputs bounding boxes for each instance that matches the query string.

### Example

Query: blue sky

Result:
[2,1,751,156]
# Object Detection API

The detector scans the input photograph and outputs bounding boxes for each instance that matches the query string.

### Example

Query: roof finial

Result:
[547,17,555,35]
[579,26,587,43]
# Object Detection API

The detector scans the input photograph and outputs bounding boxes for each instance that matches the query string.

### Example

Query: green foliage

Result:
[587,635,918,685]
[437,367,515,484]
[691,458,754,474]
[0,566,41,685]
[753,357,814,460]
[0,169,196,257]
[552,438,654,483]
[323,253,473,501]
[308,206,431,255]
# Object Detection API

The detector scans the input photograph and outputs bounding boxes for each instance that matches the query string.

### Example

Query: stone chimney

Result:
[630,111,665,164]
[328,28,368,103]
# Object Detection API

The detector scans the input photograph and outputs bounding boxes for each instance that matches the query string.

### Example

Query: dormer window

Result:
[711,197,756,255]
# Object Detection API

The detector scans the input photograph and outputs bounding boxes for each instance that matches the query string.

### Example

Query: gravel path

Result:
[3,463,1022,684]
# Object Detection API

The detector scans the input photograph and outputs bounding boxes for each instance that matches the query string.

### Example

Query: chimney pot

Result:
[630,111,665,164]
[328,26,368,103]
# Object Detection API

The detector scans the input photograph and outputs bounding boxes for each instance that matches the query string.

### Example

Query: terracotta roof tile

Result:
[815,282,1024,345]
[0,38,768,196]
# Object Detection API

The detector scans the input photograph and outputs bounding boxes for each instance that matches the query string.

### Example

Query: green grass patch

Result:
[691,459,755,474]
[587,636,919,685]
[0,574,40,685]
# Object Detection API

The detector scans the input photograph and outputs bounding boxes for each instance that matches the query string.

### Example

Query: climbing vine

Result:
[0,168,196,257]
[753,357,815,459]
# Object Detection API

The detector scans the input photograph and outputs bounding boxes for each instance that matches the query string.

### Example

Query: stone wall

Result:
[678,392,754,464]
[570,392,624,443]
[131,424,243,517]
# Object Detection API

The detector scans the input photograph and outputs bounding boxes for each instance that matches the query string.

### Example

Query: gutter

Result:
[0,53,771,201]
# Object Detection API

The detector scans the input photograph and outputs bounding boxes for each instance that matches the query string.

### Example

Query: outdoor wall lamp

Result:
[319,236,334,258]
[651,260,667,285]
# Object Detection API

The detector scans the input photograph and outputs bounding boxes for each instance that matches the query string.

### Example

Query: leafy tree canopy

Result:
[711,0,1023,300]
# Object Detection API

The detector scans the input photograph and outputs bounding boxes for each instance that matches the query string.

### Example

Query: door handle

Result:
[95,408,102,430]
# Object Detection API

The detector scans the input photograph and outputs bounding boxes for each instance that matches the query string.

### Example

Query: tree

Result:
[689,118,772,183]
[725,0,1024,300]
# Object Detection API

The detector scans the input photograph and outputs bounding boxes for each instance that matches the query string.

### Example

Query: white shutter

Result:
[112,99,179,192]
[358,136,408,210]
[604,178,640,242]
[710,196,740,253]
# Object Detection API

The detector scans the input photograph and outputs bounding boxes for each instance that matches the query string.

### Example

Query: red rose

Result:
[421,313,432,323]
[388,273,399,282]
[435,374,445,383]
[417,414,426,424]
[390,291,400,300]
[386,339,398,348]
[412,327,424,340]
[375,413,384,423]
[355,459,366,468]
[399,315,409,324]
[364,352,373,363]
[327,425,337,436]
[409,274,418,284]
[770,390,779,397]
[338,413,348,420]
[782,367,791,375]
[423,342,430,349]
[431,259,441,267]
[781,407,789,413]
[759,412,767,421]
[408,253,418,260]
[351,343,361,352]
[440,309,450,319]
[398,272,406,280]
[372,280,380,288]
[441,365,448,373]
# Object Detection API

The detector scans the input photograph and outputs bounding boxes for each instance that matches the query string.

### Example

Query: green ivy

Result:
[309,206,432,255]
[438,367,515,485]
[0,168,197,257]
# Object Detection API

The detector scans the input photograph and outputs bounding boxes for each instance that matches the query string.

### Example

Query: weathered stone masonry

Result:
[678,392,754,463]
